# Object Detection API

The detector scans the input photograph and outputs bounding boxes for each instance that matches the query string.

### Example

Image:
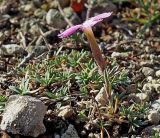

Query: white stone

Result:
[155,70,160,77]
[146,76,153,82]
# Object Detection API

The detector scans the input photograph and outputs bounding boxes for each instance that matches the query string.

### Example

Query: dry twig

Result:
[56,0,73,27]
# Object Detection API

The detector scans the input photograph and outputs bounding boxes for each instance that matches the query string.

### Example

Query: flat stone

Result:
[0,95,47,137]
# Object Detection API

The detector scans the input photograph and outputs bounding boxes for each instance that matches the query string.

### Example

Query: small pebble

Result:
[136,93,149,102]
[95,87,108,106]
[142,67,155,77]
[147,110,160,125]
[155,70,160,77]
[143,83,155,94]
[58,105,74,118]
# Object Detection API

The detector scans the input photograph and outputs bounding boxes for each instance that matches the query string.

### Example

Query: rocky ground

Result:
[0,0,160,138]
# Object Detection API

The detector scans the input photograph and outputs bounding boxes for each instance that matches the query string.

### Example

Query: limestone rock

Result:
[0,95,47,137]
[61,124,80,138]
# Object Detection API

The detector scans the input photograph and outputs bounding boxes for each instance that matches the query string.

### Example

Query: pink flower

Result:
[58,12,112,72]
[58,12,112,38]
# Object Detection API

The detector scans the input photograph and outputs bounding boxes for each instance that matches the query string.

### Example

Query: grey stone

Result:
[111,52,129,58]
[54,134,60,138]
[46,9,67,28]
[0,95,47,137]
[143,83,155,94]
[142,67,155,77]
[147,110,160,125]
[151,98,160,112]
[156,70,160,77]
[0,44,26,56]
[136,93,149,102]
[95,87,108,106]
[58,105,74,118]
[61,124,80,138]
[141,125,160,137]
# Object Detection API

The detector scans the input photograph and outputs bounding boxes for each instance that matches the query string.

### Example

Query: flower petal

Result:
[82,12,112,28]
[91,12,112,21]
[58,25,82,38]
[83,19,103,28]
